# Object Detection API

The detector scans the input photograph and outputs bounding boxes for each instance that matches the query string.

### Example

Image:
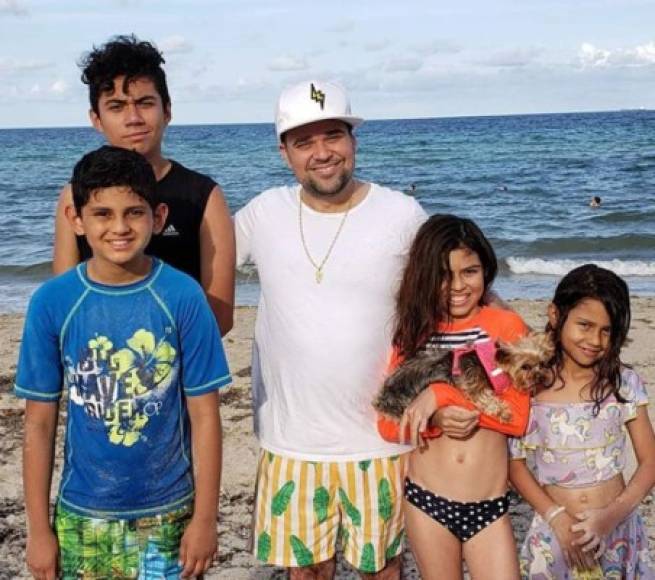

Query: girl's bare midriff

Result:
[545,473,626,513]
[407,428,509,501]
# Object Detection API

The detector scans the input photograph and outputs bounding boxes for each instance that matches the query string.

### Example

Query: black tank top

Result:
[76,160,215,282]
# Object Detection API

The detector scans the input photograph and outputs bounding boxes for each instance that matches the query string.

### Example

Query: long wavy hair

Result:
[546,264,630,414]
[393,214,498,358]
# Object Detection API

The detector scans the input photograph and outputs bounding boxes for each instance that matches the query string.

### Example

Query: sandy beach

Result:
[1,298,653,579]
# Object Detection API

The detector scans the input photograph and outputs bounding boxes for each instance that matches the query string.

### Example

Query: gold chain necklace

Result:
[298,190,353,284]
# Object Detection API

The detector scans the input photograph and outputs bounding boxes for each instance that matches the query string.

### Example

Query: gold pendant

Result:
[316,269,323,284]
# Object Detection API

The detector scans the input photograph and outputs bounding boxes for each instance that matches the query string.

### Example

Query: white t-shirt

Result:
[235,183,427,461]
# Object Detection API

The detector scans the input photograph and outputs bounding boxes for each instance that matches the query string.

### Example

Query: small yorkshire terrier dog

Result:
[374,333,554,423]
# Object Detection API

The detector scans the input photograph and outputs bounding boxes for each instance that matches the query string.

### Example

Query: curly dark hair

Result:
[393,214,498,358]
[71,145,157,213]
[546,264,631,414]
[80,34,170,114]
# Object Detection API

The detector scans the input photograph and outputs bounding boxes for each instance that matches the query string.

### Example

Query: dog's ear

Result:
[495,342,512,365]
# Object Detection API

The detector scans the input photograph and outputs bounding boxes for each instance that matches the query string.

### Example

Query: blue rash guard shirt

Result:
[15,259,231,519]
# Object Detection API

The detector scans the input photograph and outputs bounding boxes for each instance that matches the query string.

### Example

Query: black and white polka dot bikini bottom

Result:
[404,477,511,542]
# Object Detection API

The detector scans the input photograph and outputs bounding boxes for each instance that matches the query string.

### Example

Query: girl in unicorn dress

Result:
[509,264,655,579]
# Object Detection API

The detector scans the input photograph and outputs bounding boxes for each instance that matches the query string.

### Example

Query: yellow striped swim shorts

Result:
[251,449,406,572]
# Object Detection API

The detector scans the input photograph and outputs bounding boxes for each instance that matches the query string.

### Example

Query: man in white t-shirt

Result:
[235,80,426,578]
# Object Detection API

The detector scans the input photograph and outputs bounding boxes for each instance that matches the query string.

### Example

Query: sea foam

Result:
[506,257,655,277]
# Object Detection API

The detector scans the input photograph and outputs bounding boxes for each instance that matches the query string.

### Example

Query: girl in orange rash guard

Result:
[377,214,529,580]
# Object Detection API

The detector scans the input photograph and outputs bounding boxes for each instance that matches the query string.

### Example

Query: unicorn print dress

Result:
[509,368,654,579]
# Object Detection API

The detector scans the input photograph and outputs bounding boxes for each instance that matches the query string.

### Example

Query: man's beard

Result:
[302,166,353,198]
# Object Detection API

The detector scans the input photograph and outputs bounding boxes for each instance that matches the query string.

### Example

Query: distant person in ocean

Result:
[590,195,602,208]
[17,146,231,579]
[52,35,234,334]
[235,80,436,577]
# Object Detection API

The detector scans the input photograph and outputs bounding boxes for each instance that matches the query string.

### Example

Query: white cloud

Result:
[415,39,460,56]
[0,84,19,99]
[49,80,69,95]
[0,78,82,105]
[0,0,28,16]
[170,76,271,103]
[578,43,611,67]
[481,47,543,68]
[364,40,389,52]
[384,57,423,73]
[268,55,308,72]
[633,42,655,63]
[158,35,193,55]
[0,57,52,76]
[326,19,356,33]
[578,41,655,68]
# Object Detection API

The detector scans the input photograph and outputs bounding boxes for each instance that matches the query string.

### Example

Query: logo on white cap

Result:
[275,79,364,141]
[310,83,325,110]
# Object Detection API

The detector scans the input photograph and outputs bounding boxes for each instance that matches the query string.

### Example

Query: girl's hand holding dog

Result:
[400,389,481,446]
[434,406,480,439]
[399,388,439,447]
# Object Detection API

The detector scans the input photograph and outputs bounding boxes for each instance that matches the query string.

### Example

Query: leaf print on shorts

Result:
[378,477,393,523]
[340,526,350,546]
[385,530,404,560]
[271,481,295,516]
[360,542,376,573]
[338,488,361,527]
[313,486,330,524]
[256,531,271,562]
[358,460,372,471]
[290,535,314,567]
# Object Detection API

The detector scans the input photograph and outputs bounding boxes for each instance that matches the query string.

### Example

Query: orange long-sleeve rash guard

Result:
[377,306,530,443]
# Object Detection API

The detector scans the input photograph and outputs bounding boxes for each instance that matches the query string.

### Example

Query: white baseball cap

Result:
[275,80,364,142]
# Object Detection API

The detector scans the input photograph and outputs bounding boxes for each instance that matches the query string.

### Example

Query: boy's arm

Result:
[23,400,59,580]
[179,391,222,579]
[52,185,80,274]
[200,186,235,335]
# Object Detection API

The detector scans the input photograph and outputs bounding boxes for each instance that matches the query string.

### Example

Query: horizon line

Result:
[0,107,651,131]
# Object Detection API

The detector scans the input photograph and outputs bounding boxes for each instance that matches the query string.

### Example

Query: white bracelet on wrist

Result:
[544,505,566,525]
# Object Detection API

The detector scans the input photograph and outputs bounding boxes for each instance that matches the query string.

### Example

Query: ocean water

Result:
[1,111,654,313]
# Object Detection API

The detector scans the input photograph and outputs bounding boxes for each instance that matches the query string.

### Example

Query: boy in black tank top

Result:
[54,35,234,334]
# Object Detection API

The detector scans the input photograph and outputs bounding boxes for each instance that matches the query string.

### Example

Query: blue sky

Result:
[1,0,655,128]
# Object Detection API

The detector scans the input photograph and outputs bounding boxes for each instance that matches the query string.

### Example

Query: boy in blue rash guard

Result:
[16,145,231,580]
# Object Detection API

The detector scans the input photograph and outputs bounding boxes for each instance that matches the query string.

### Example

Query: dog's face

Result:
[495,333,554,391]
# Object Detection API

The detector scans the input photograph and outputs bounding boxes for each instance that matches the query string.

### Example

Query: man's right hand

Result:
[27,528,58,580]
[432,406,480,439]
